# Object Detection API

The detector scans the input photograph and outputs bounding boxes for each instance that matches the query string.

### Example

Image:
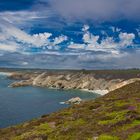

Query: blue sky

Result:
[0,0,140,69]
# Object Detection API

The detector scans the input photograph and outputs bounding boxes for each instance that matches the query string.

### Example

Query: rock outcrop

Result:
[65,97,82,104]
[8,70,140,93]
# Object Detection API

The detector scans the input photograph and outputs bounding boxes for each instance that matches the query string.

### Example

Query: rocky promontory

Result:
[8,70,140,94]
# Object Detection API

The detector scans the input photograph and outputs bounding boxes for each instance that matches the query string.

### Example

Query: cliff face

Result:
[9,70,140,93]
[1,81,140,140]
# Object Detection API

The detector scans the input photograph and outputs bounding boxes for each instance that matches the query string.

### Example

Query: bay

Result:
[0,74,100,128]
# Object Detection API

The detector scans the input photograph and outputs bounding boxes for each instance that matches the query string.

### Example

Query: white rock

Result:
[65,97,82,104]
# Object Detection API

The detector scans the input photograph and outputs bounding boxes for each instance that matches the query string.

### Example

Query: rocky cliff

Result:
[8,70,140,93]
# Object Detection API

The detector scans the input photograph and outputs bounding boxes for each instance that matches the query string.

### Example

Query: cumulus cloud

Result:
[49,0,140,21]
[0,19,136,59]
[0,43,19,52]
[99,32,135,52]
[83,32,99,45]
[68,42,85,49]
[82,25,90,32]
[32,32,52,47]
[0,19,138,69]
[68,25,136,56]
[119,33,135,47]
[53,35,68,45]
[0,18,68,52]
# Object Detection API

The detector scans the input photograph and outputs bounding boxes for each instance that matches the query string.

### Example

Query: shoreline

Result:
[81,89,109,96]
[47,87,108,96]
[4,70,140,96]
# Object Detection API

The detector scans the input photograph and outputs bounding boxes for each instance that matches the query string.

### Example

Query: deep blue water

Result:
[0,74,100,128]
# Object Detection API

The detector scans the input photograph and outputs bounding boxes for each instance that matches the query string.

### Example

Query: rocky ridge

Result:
[8,70,140,93]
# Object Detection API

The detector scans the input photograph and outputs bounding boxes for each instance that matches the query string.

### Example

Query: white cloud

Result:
[0,11,38,24]
[82,25,90,32]
[22,62,28,65]
[68,42,85,49]
[0,43,19,52]
[101,37,117,49]
[119,32,135,47]
[33,33,52,40]
[0,9,53,27]
[32,32,52,47]
[83,26,135,52]
[0,19,136,62]
[68,25,136,58]
[81,25,134,53]
[0,18,68,52]
[53,35,68,45]
[110,26,121,33]
[83,31,99,44]
[0,20,52,47]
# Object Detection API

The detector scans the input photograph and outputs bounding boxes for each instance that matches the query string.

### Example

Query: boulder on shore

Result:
[65,97,82,104]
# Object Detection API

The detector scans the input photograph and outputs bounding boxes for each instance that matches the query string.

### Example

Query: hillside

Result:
[1,81,140,139]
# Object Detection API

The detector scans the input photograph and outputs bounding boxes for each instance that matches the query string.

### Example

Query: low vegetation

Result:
[1,81,140,139]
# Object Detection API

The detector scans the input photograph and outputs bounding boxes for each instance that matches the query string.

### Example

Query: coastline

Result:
[81,89,109,95]
[7,70,140,96]
[1,71,108,96]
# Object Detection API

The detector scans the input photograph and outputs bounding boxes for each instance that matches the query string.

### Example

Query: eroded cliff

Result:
[8,70,140,93]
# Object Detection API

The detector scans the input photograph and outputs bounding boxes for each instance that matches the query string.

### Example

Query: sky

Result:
[0,0,140,69]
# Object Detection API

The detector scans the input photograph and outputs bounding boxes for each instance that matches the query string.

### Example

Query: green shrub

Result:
[122,120,140,131]
[12,123,52,140]
[99,111,127,125]
[63,118,86,127]
[98,134,119,140]
[128,133,140,140]
[115,101,128,107]
[34,122,53,134]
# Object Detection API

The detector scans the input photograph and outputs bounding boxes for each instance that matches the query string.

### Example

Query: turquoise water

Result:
[0,74,100,128]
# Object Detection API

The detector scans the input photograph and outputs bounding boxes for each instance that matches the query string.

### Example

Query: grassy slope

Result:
[1,81,140,140]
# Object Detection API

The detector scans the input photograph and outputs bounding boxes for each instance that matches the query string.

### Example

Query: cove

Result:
[0,74,100,128]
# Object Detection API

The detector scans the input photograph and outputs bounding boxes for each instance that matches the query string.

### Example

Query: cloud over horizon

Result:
[0,18,139,69]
